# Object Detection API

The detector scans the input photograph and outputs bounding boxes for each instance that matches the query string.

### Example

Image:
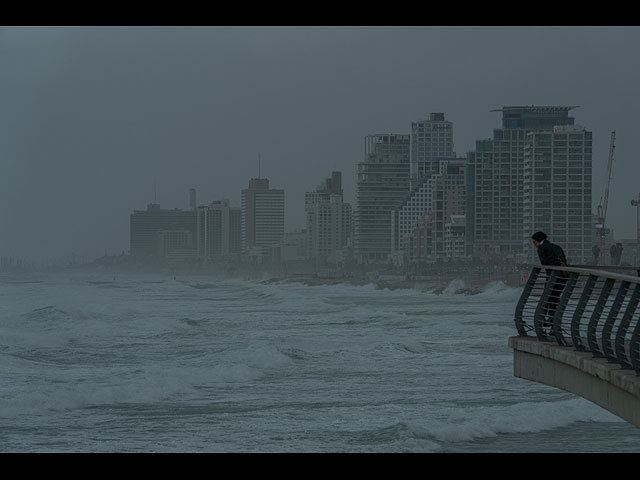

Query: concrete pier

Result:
[509,335,640,428]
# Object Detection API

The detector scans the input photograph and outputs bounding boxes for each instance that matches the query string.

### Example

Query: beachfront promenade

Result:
[510,264,640,428]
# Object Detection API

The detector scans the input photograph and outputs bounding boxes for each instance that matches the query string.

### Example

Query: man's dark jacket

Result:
[537,240,568,279]
[537,240,567,266]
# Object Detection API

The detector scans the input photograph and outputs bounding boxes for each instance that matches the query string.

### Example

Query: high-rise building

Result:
[356,134,411,262]
[428,159,467,257]
[391,181,434,261]
[130,202,197,256]
[410,112,455,187]
[467,106,578,259]
[523,124,593,264]
[391,156,466,262]
[403,159,467,261]
[241,178,285,256]
[388,112,458,264]
[196,199,242,258]
[305,171,352,262]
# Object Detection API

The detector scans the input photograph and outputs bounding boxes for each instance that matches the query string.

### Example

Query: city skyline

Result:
[131,107,591,267]
[2,26,640,264]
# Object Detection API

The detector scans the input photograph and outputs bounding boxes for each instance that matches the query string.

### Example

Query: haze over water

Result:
[2,26,640,265]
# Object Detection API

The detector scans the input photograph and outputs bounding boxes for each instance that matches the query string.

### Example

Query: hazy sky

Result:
[1,26,639,264]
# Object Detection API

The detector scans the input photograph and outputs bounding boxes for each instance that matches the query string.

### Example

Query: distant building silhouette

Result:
[467,105,579,259]
[305,171,352,263]
[196,199,241,259]
[356,133,410,263]
[410,112,456,187]
[523,124,593,264]
[130,202,197,257]
[391,112,461,264]
[241,178,285,259]
[403,158,467,262]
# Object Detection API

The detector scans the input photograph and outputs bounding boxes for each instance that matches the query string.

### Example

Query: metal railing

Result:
[514,264,640,375]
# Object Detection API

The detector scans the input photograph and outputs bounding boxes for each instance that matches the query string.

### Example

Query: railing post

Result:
[551,272,579,346]
[614,283,640,370]
[628,307,640,375]
[602,280,630,363]
[514,267,540,336]
[571,274,598,351]
[533,269,559,341]
[587,277,616,357]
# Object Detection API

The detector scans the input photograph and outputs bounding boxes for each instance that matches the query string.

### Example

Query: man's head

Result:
[531,231,547,248]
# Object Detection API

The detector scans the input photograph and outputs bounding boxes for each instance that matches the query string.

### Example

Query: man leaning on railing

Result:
[531,231,569,336]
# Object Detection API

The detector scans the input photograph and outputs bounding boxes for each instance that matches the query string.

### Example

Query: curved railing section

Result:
[514,265,640,375]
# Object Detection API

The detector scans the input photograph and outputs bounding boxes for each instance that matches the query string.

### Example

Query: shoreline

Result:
[259,271,524,295]
[2,256,526,295]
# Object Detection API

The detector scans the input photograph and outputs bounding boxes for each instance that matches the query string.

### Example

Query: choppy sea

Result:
[2,270,640,453]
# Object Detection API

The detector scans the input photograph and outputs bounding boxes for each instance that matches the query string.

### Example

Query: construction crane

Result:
[595,131,616,265]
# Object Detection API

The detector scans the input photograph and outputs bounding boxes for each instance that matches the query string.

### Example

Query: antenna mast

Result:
[596,131,616,264]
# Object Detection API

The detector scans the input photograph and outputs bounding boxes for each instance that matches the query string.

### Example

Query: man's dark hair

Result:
[531,231,547,242]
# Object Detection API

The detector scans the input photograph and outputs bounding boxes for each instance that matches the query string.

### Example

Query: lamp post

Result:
[632,192,640,265]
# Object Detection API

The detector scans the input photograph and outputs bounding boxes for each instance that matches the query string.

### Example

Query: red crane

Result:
[595,131,616,265]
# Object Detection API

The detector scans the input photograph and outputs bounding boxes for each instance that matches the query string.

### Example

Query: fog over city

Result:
[6,26,640,453]
[1,26,639,264]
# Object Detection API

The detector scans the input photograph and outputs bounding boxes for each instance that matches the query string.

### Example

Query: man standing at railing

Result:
[531,231,568,335]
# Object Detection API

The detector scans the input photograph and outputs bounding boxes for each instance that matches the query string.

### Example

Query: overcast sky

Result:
[1,26,639,264]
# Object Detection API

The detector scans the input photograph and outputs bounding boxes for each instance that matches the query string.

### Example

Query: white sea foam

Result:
[475,280,522,300]
[406,397,622,446]
[442,278,467,295]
